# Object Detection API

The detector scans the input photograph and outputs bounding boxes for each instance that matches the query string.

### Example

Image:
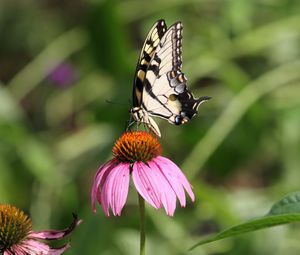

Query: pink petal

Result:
[111,165,130,216]
[29,214,81,240]
[91,159,118,212]
[152,157,186,207]
[147,160,177,216]
[101,162,130,216]
[132,162,161,209]
[7,240,69,255]
[132,161,177,216]
[3,251,13,255]
[155,156,195,203]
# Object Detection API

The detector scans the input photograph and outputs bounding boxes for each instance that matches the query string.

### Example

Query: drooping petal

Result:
[28,214,81,240]
[100,162,130,216]
[132,161,177,215]
[6,239,69,255]
[111,164,130,216]
[132,162,161,209]
[155,156,195,203]
[147,160,177,216]
[152,157,186,207]
[91,159,118,212]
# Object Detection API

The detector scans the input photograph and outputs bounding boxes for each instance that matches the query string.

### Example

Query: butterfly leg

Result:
[126,120,136,132]
[143,115,161,137]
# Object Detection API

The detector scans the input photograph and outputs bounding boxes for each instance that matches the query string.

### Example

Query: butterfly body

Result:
[130,19,210,137]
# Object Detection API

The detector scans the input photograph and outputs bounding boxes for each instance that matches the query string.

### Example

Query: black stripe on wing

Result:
[132,19,167,107]
[148,22,183,77]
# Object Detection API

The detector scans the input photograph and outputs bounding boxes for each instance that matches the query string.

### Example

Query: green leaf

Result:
[190,192,300,250]
[268,191,300,215]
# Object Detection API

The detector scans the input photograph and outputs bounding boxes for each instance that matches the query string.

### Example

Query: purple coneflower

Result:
[91,131,195,217]
[0,204,81,255]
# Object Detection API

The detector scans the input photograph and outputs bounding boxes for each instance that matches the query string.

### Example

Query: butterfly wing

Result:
[142,22,210,125]
[132,19,167,107]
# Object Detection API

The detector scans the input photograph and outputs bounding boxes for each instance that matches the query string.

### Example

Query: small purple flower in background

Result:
[91,131,195,217]
[0,204,81,255]
[48,62,77,87]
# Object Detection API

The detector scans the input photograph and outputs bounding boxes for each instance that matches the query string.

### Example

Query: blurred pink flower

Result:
[91,131,195,217]
[0,204,81,255]
[48,62,77,87]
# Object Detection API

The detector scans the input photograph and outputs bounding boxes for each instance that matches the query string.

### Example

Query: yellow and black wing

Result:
[132,19,167,107]
[141,21,210,125]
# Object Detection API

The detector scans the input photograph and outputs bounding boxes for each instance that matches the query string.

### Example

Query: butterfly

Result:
[130,19,210,137]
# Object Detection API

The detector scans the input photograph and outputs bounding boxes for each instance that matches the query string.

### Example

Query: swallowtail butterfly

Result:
[130,19,210,137]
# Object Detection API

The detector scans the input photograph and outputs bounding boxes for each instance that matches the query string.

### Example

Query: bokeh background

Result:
[1,0,300,254]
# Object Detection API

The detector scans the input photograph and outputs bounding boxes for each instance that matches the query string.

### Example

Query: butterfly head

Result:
[175,114,189,125]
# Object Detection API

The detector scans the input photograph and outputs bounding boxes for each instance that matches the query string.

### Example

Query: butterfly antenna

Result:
[105,100,128,106]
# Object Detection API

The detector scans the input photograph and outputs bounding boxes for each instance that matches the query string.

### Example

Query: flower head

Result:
[91,131,195,217]
[112,131,162,163]
[0,204,81,255]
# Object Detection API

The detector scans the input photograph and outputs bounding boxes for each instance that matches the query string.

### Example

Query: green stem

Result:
[138,194,146,255]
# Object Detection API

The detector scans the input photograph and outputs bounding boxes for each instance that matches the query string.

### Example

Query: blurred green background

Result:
[1,0,300,254]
